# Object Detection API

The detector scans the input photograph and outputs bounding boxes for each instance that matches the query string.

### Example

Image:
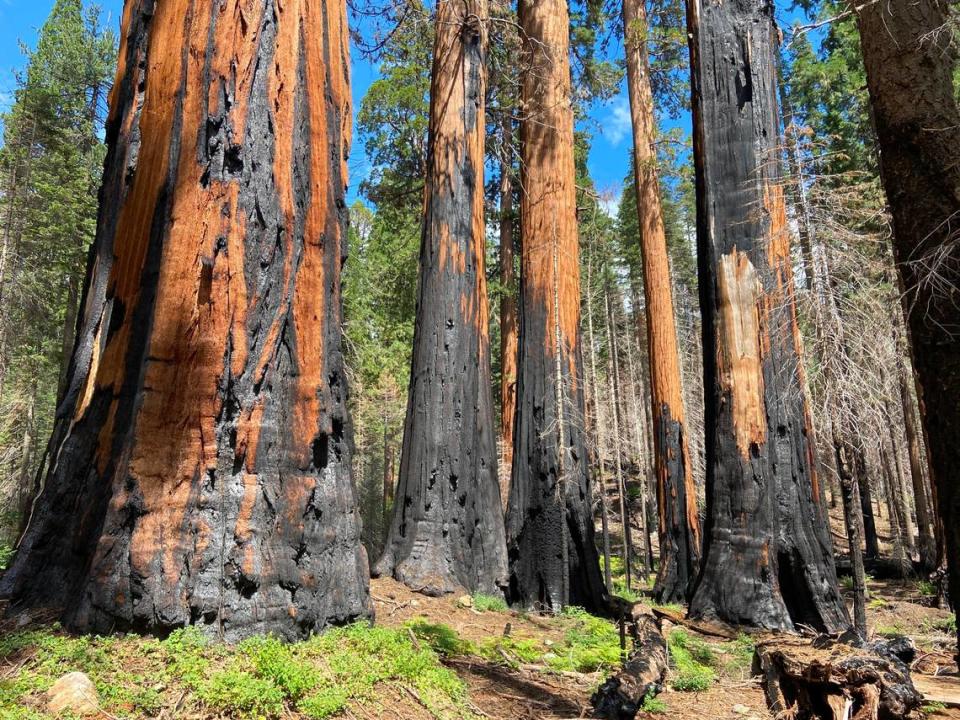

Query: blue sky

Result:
[1,1,805,211]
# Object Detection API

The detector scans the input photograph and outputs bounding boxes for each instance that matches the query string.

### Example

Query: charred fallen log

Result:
[592,605,668,719]
[756,635,922,720]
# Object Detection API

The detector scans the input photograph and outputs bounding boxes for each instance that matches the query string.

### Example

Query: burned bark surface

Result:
[374,0,508,597]
[855,0,960,659]
[622,0,701,605]
[757,636,922,720]
[505,0,607,614]
[686,0,847,632]
[592,607,668,719]
[0,0,371,640]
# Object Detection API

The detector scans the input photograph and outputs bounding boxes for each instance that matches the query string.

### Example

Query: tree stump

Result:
[591,605,668,719]
[756,635,922,719]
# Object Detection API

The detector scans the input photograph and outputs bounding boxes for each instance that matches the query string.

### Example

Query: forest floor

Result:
[0,571,956,719]
[0,506,957,719]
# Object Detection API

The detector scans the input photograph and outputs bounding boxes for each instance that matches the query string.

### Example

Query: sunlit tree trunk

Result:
[0,0,371,639]
[623,0,701,603]
[506,0,607,612]
[375,0,508,596]
[499,116,518,505]
[686,0,848,632]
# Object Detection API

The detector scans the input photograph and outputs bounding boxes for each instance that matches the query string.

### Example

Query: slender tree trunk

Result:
[624,332,654,578]
[855,0,960,660]
[884,403,916,557]
[686,0,848,632]
[897,354,936,568]
[835,431,867,638]
[506,0,607,613]
[586,256,613,595]
[375,0,508,596]
[857,459,880,560]
[14,385,37,528]
[0,0,371,639]
[623,0,701,603]
[880,444,911,576]
[605,291,634,589]
[499,117,518,507]
[779,90,818,295]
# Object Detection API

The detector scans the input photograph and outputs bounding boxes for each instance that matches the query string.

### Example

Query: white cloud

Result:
[602,97,631,146]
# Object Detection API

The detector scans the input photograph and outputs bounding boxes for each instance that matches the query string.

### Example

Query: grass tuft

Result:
[545,607,621,673]
[668,629,717,692]
[471,593,508,613]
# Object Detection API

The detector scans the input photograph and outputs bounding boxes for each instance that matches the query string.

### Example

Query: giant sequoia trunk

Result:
[686,0,848,632]
[374,0,508,596]
[505,0,607,613]
[855,0,960,658]
[623,0,701,605]
[0,0,371,640]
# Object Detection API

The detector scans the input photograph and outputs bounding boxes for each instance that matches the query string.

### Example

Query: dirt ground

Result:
[370,575,959,719]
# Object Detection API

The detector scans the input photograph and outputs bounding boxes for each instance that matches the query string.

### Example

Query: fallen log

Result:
[912,674,960,708]
[650,605,742,640]
[591,605,668,719]
[756,635,923,719]
[834,556,921,580]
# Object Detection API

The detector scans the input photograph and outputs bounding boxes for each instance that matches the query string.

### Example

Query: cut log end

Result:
[756,635,923,720]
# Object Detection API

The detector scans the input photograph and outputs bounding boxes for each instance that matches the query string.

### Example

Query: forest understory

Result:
[1,506,957,720]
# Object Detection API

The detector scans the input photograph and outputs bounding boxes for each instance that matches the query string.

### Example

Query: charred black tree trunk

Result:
[855,0,960,658]
[856,443,880,560]
[505,0,607,614]
[0,0,371,640]
[686,0,848,633]
[374,0,509,597]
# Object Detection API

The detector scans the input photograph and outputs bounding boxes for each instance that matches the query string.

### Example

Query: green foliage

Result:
[875,623,907,638]
[0,0,116,541]
[545,607,622,673]
[923,700,948,715]
[918,580,938,597]
[921,617,957,635]
[668,630,717,692]
[641,690,669,713]
[720,634,755,676]
[472,593,508,613]
[196,669,286,719]
[407,620,474,657]
[0,545,13,570]
[476,636,544,667]
[0,623,471,719]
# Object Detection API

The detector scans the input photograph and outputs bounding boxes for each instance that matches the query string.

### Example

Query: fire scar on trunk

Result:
[717,249,767,457]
